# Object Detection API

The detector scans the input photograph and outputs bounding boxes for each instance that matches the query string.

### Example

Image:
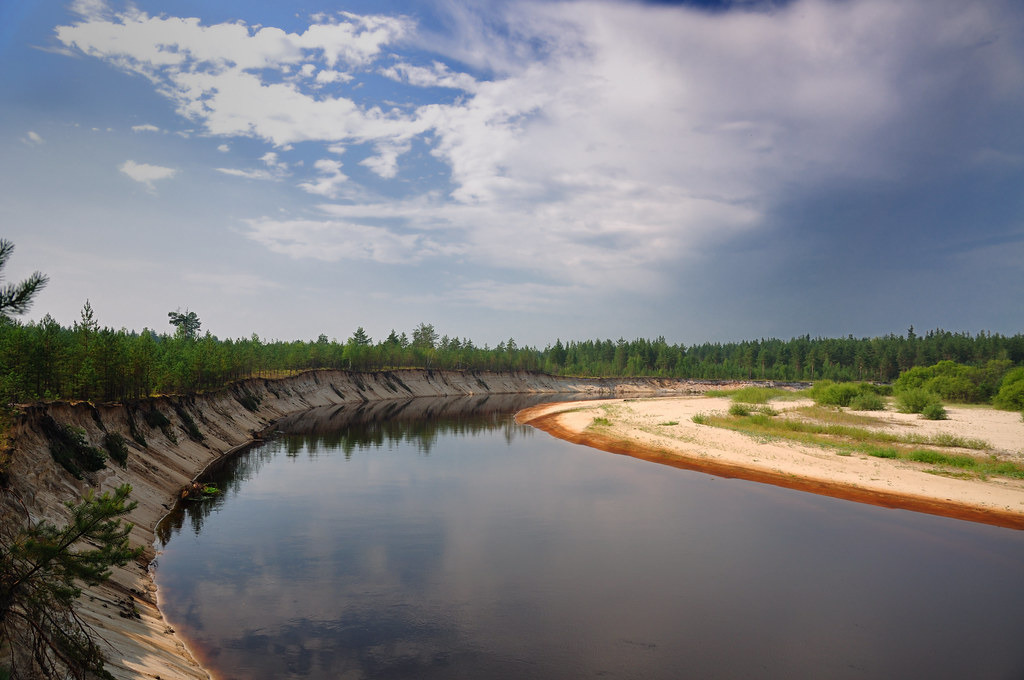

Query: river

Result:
[155,395,1024,679]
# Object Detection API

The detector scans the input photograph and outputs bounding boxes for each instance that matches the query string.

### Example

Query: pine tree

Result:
[0,240,47,320]
[0,484,142,679]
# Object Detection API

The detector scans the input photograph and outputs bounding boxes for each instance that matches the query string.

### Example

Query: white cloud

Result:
[243,217,461,264]
[359,141,411,179]
[131,123,160,132]
[297,159,348,198]
[118,160,176,191]
[55,10,414,146]
[21,131,44,145]
[314,69,353,85]
[215,167,276,180]
[216,151,290,181]
[64,0,1024,306]
[381,61,478,92]
[217,143,230,152]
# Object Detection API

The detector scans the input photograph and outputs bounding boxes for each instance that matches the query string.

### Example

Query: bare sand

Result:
[517,396,1024,529]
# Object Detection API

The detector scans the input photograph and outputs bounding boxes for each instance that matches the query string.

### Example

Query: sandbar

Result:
[518,396,1024,530]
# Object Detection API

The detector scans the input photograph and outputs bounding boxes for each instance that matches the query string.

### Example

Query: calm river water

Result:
[155,396,1024,679]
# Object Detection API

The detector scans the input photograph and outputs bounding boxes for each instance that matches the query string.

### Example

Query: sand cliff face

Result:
[1,369,720,679]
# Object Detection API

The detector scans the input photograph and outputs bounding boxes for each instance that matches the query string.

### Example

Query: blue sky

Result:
[1,0,1022,347]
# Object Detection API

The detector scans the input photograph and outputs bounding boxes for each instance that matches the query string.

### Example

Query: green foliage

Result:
[908,449,975,468]
[810,380,889,409]
[921,402,948,420]
[40,417,106,479]
[849,392,885,411]
[141,408,176,442]
[141,409,170,429]
[167,308,201,340]
[173,404,204,442]
[728,402,751,416]
[808,380,861,407]
[730,386,787,404]
[102,432,129,468]
[126,411,147,448]
[235,389,261,412]
[894,359,1012,404]
[0,239,48,319]
[591,416,612,427]
[0,303,1022,403]
[993,367,1024,411]
[691,413,711,425]
[895,388,943,415]
[0,484,142,679]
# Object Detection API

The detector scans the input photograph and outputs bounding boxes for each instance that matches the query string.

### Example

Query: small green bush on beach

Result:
[921,402,948,420]
[728,403,751,416]
[895,388,943,415]
[849,392,885,411]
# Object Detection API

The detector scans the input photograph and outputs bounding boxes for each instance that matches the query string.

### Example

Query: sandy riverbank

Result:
[517,396,1024,529]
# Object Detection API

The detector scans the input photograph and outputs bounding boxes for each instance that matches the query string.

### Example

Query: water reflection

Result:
[155,396,1024,680]
[157,395,562,544]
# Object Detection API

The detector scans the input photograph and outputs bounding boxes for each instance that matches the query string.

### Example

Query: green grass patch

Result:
[907,449,977,469]
[688,408,1018,480]
[730,386,790,404]
[591,416,612,427]
[863,445,899,459]
[728,402,752,416]
[793,405,887,427]
[659,421,679,426]
[703,389,738,398]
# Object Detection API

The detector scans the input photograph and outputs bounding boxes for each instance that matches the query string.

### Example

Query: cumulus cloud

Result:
[297,159,349,198]
[359,141,411,179]
[21,131,44,145]
[131,123,160,132]
[63,0,1024,306]
[119,160,176,191]
[55,9,414,146]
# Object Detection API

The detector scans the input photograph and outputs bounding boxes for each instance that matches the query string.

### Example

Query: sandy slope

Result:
[517,396,1024,529]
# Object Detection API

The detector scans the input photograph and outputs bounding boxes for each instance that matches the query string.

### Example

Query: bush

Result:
[849,392,885,411]
[40,417,107,479]
[173,404,204,442]
[143,409,171,428]
[812,381,862,407]
[921,402,948,420]
[104,432,129,468]
[993,367,1024,411]
[925,374,981,403]
[728,402,751,416]
[895,388,942,414]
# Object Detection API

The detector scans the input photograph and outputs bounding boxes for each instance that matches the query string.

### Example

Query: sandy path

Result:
[517,396,1024,530]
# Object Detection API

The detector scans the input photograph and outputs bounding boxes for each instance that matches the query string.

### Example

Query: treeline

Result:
[1,305,1022,405]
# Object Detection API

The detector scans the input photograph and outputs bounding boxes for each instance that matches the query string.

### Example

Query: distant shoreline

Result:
[517,396,1024,530]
